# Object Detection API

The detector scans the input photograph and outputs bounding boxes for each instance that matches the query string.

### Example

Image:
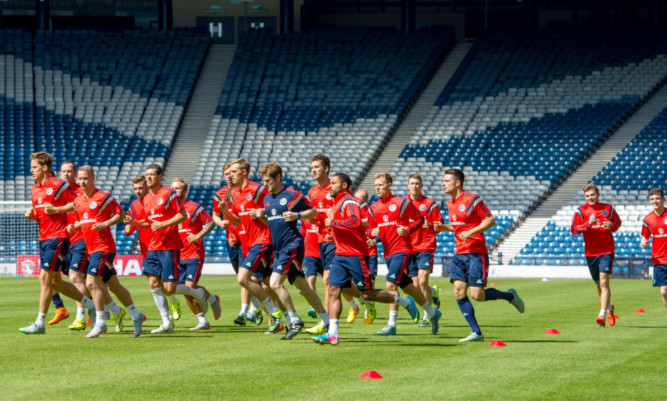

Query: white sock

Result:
[388,310,398,327]
[36,313,46,326]
[319,311,330,325]
[240,304,249,316]
[263,297,278,315]
[81,296,94,310]
[251,297,261,308]
[108,301,121,315]
[175,284,203,299]
[76,307,85,321]
[127,304,141,320]
[421,301,436,318]
[288,311,302,324]
[329,319,339,337]
[599,309,606,317]
[96,311,106,327]
[394,295,409,308]
[151,288,171,326]
[349,300,358,310]
[196,313,208,325]
[284,313,292,326]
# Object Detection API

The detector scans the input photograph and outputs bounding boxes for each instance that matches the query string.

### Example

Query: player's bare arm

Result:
[458,214,495,241]
[188,221,215,243]
[283,208,316,222]
[43,202,74,215]
[151,208,187,231]
[92,211,125,232]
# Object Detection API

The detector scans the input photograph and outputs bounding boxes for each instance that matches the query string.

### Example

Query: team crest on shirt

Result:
[420,205,426,211]
[157,198,164,206]
[389,204,397,212]
[383,215,389,222]
[46,188,53,195]
[280,198,287,206]
[458,204,465,212]
[90,201,97,209]
[83,212,89,219]
[246,193,252,200]
[271,209,277,216]
[602,210,608,216]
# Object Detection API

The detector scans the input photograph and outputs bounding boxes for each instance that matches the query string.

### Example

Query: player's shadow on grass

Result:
[504,340,578,343]
[625,325,667,329]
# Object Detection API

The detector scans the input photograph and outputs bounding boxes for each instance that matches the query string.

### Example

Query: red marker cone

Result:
[489,340,506,347]
[634,309,646,313]
[545,328,560,334]
[490,282,497,287]
[614,315,620,319]
[360,370,383,379]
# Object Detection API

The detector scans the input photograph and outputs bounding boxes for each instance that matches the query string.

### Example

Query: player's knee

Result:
[471,292,485,302]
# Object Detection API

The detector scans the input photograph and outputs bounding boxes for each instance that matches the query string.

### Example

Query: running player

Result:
[212,162,261,326]
[640,188,667,310]
[308,154,361,323]
[312,173,420,346]
[370,172,441,336]
[216,158,286,334]
[48,161,87,329]
[437,168,524,342]
[300,213,322,321]
[171,178,221,330]
[124,175,152,261]
[571,183,621,327]
[354,188,377,324]
[19,152,95,335]
[406,174,443,328]
[142,164,187,334]
[70,165,146,337]
[256,162,329,339]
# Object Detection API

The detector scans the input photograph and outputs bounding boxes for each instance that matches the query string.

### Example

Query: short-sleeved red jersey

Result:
[73,188,123,254]
[447,191,492,255]
[369,194,423,258]
[360,201,377,256]
[213,185,247,254]
[228,181,272,247]
[570,202,621,257]
[31,176,76,241]
[66,182,85,245]
[330,192,368,256]
[126,199,152,258]
[300,218,320,258]
[178,200,212,260]
[642,209,667,265]
[143,186,184,251]
[408,194,444,253]
[308,182,334,244]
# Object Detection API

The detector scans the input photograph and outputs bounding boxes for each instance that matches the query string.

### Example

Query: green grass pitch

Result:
[1,276,665,401]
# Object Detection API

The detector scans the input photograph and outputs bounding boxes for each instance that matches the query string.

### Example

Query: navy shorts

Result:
[87,251,117,284]
[303,256,323,277]
[241,243,273,281]
[411,251,434,273]
[179,258,204,285]
[449,253,489,287]
[62,240,87,276]
[273,243,306,285]
[319,242,336,271]
[228,242,243,274]
[368,254,378,278]
[385,252,414,289]
[143,249,180,282]
[329,255,373,291]
[652,264,667,287]
[586,254,614,283]
[39,238,70,272]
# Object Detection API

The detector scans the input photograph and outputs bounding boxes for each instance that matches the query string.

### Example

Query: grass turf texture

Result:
[2,276,665,401]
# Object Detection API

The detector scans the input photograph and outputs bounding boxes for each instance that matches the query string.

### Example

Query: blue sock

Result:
[52,294,64,309]
[484,288,514,302]
[457,296,481,335]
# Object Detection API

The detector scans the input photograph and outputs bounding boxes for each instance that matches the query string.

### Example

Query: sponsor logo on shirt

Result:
[318,202,324,208]
[660,228,664,235]
[83,212,89,219]
[38,197,43,204]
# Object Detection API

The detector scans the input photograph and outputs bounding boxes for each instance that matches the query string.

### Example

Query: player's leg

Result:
[142,251,173,332]
[183,279,210,330]
[312,257,345,345]
[661,285,667,309]
[450,255,483,342]
[84,253,109,337]
[48,256,70,324]
[174,259,206,309]
[303,256,322,318]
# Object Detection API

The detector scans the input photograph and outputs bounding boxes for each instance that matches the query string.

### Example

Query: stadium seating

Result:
[188,27,455,261]
[389,27,667,260]
[513,107,667,268]
[0,28,209,257]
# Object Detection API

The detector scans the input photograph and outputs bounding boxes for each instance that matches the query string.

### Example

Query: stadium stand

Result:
[389,27,667,263]
[0,28,209,258]
[513,107,667,270]
[188,27,455,261]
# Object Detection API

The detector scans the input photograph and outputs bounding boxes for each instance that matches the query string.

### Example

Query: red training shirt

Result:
[570,202,621,257]
[447,191,492,255]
